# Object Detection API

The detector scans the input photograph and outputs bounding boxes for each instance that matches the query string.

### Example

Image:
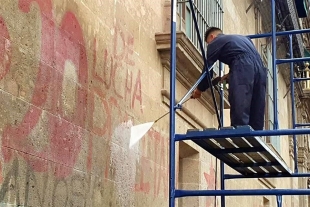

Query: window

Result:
[177,0,224,74]
[264,45,280,152]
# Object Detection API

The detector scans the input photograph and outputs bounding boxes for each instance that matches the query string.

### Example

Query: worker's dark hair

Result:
[204,27,222,41]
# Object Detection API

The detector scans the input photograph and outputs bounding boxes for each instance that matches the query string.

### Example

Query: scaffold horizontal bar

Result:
[175,189,310,197]
[277,57,310,64]
[294,78,310,82]
[247,28,310,39]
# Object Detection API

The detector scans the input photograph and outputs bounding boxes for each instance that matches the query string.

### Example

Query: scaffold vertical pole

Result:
[169,0,177,206]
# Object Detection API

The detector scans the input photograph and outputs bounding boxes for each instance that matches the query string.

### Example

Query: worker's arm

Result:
[196,36,224,92]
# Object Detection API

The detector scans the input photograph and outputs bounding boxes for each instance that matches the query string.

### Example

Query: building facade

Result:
[0,0,309,206]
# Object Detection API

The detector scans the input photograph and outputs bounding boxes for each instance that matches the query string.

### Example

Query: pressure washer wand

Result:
[154,62,217,123]
[154,98,192,123]
[154,112,170,123]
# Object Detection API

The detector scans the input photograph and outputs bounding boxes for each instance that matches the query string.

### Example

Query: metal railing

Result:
[177,0,223,51]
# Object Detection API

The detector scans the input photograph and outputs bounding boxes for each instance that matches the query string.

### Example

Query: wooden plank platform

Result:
[187,126,292,176]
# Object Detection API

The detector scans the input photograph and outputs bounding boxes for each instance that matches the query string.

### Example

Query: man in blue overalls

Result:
[192,27,267,130]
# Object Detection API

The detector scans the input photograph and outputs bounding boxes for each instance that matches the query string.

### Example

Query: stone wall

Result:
[0,0,307,206]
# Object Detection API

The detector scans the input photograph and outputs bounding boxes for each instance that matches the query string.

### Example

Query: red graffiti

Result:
[151,130,168,198]
[113,26,135,67]
[134,129,168,199]
[134,132,151,194]
[2,0,88,178]
[134,156,151,194]
[0,15,11,81]
[92,27,142,112]
[88,26,142,173]
[87,133,93,173]
[204,162,216,207]
[0,161,3,184]
[132,70,142,111]
[1,0,144,184]
[88,88,129,175]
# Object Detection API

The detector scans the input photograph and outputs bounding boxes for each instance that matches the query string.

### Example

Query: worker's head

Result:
[204,27,223,44]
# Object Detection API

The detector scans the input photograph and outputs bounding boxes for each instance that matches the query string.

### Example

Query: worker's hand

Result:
[211,75,229,86]
[191,89,202,99]
[221,74,229,82]
[211,77,222,86]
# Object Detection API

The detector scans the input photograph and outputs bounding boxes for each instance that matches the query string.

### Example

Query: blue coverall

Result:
[197,34,267,130]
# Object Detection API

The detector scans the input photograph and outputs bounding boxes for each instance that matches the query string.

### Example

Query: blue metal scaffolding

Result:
[168,0,310,207]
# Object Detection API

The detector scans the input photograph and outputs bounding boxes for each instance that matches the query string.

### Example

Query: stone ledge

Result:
[155,31,230,113]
